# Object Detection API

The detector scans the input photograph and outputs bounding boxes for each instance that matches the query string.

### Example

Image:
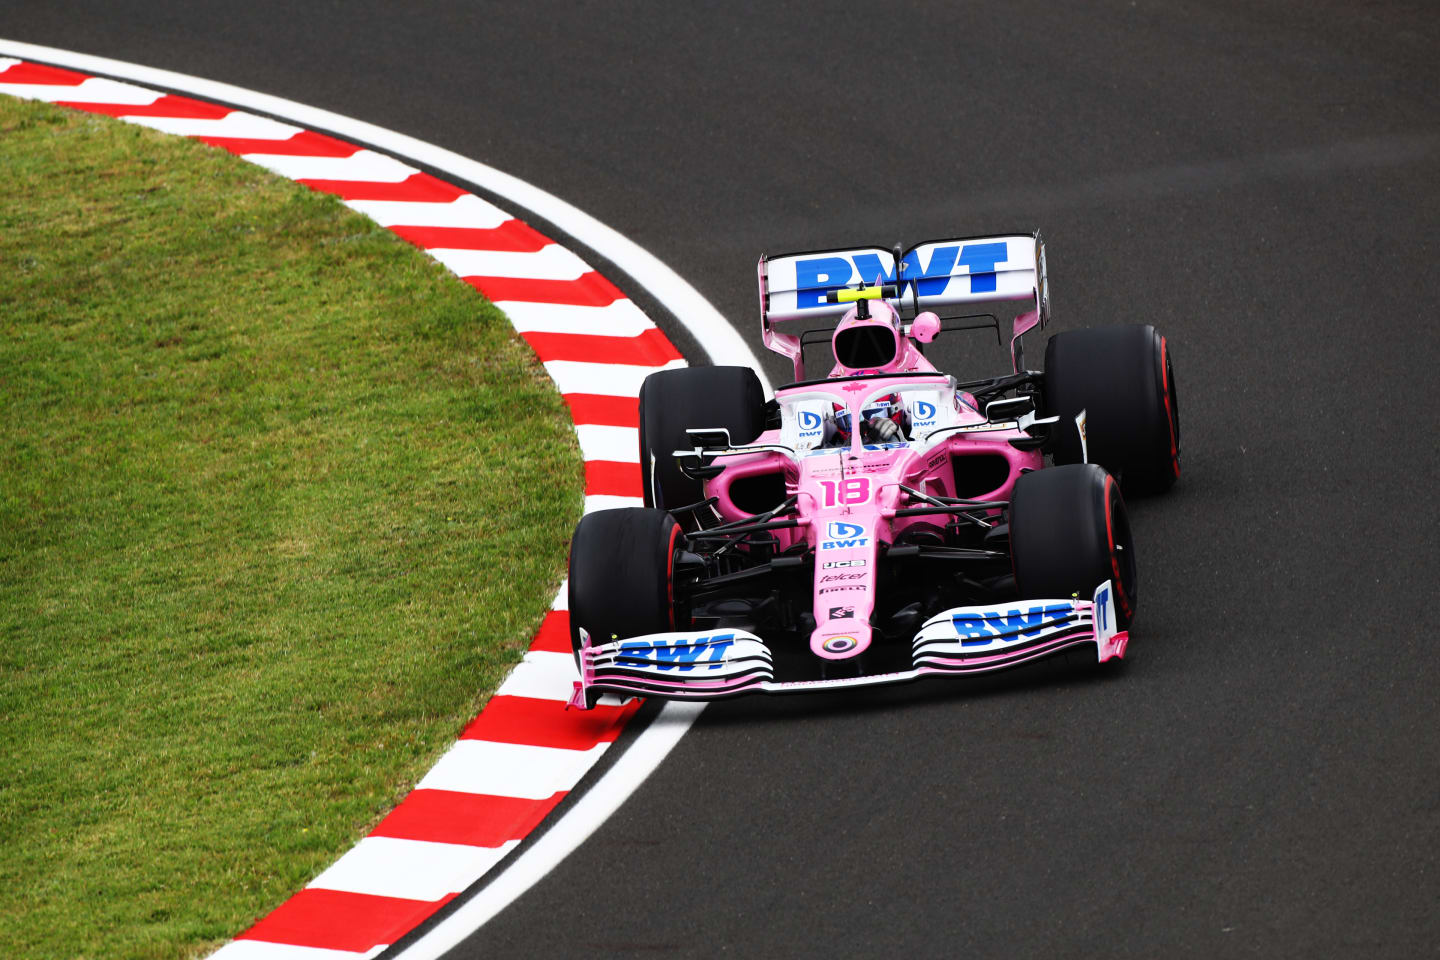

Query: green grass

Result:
[0,96,584,959]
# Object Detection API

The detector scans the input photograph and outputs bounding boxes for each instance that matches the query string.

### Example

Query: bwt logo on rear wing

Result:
[759,234,1047,325]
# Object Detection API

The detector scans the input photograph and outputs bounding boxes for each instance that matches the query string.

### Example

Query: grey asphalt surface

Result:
[7,2,1439,957]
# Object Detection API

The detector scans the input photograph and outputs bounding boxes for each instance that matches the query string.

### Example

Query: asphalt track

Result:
[7,2,1439,957]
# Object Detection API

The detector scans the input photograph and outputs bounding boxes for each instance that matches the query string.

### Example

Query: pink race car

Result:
[567,233,1180,709]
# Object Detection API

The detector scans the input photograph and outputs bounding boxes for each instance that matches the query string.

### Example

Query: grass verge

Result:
[0,95,583,959]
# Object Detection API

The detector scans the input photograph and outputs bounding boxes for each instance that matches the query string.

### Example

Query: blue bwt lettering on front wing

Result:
[619,634,735,671]
[952,604,1072,646]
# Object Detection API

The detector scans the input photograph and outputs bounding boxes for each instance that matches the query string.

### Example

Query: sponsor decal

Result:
[823,559,866,569]
[951,605,1072,647]
[1094,584,1110,633]
[926,450,947,469]
[617,633,735,671]
[819,585,862,594]
[821,635,858,654]
[796,408,824,444]
[911,398,939,431]
[821,520,869,551]
[820,573,865,583]
[828,606,856,620]
[793,242,1010,310]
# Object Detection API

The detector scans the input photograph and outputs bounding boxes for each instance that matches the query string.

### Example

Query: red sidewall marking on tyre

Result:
[1160,336,1180,477]
[1103,474,1133,621]
[1,57,671,959]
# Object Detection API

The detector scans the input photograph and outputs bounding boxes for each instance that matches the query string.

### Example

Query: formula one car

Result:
[566,233,1179,709]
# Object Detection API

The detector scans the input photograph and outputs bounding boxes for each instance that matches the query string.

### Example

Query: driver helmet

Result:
[833,394,908,443]
[831,297,903,375]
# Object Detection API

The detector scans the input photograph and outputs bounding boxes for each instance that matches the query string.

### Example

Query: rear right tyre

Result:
[637,365,766,511]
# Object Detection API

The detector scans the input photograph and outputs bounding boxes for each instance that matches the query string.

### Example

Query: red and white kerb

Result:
[0,57,674,959]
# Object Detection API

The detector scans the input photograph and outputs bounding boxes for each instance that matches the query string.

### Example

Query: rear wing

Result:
[758,233,1051,378]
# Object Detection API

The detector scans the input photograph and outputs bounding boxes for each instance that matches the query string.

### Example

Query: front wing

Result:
[567,582,1128,709]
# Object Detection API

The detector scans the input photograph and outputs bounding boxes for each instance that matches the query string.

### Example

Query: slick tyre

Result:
[1043,324,1180,495]
[1011,463,1136,629]
[638,366,766,511]
[567,508,684,667]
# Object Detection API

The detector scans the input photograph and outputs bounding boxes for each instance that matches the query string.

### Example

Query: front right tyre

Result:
[1043,324,1180,494]
[637,365,766,511]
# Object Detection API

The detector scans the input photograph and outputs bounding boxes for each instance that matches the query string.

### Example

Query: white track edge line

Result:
[0,40,737,950]
[391,701,705,959]
[0,37,771,393]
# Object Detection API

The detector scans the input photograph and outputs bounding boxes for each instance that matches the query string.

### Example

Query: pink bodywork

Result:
[707,318,1043,660]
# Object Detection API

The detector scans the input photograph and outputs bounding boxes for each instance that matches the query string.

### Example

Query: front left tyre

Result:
[1010,463,1137,629]
[567,508,685,666]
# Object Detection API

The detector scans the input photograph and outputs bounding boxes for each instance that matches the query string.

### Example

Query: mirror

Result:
[910,311,941,343]
[684,427,733,449]
[984,396,1035,423]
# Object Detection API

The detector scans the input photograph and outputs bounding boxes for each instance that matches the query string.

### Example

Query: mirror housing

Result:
[910,311,941,344]
[984,396,1036,423]
[684,427,733,450]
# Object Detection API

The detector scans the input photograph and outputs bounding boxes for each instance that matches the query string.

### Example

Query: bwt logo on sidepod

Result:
[821,521,868,551]
[794,242,1010,310]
